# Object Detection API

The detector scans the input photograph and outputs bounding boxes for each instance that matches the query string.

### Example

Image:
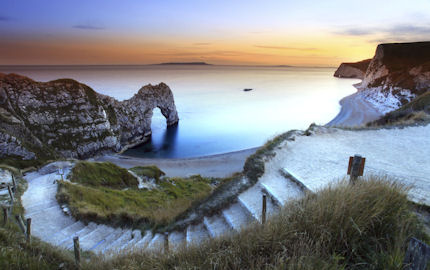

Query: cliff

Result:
[334,59,371,79]
[0,73,179,161]
[335,42,430,114]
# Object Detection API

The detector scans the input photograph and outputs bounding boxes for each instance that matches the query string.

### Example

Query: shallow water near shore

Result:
[0,65,359,158]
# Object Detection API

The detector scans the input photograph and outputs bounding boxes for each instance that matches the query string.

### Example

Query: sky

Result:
[1,0,430,66]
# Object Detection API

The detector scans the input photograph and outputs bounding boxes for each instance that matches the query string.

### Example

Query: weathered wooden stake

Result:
[12,174,16,192]
[73,236,81,268]
[26,218,31,244]
[7,185,14,202]
[2,207,8,225]
[164,232,169,254]
[262,194,267,225]
[15,215,26,234]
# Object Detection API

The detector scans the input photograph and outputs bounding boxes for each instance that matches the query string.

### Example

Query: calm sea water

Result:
[0,65,359,158]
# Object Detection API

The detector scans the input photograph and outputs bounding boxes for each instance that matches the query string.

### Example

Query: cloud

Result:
[254,45,318,51]
[335,25,430,37]
[193,42,212,46]
[73,24,105,30]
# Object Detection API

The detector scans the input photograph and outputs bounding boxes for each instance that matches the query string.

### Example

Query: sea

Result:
[0,65,360,158]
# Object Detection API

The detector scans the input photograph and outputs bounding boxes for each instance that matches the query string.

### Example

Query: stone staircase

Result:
[21,162,305,255]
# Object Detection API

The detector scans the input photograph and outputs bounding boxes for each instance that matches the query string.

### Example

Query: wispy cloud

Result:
[335,24,430,37]
[73,24,105,30]
[254,45,318,51]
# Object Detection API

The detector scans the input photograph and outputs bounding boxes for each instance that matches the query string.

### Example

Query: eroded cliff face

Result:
[334,59,371,79]
[335,42,430,114]
[0,73,178,160]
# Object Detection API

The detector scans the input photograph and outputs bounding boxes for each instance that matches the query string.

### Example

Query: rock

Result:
[335,42,430,114]
[0,74,179,160]
[334,59,371,79]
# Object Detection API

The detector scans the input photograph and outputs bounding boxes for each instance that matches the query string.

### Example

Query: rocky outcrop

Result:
[0,73,179,160]
[335,42,430,114]
[334,59,371,79]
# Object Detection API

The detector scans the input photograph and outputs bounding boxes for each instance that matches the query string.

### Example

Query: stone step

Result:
[203,214,233,238]
[50,221,86,245]
[259,171,304,205]
[91,228,124,254]
[24,199,58,215]
[134,230,153,251]
[26,205,60,218]
[58,222,98,249]
[186,223,210,246]
[102,230,133,254]
[146,233,165,252]
[168,231,186,251]
[78,225,116,250]
[119,230,142,252]
[29,210,76,245]
[222,202,255,231]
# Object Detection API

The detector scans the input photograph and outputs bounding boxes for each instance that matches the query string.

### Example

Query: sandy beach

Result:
[94,148,258,178]
[325,91,382,127]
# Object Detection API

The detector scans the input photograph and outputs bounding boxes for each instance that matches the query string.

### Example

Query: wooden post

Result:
[15,215,26,234]
[7,185,14,202]
[262,194,267,225]
[73,236,81,268]
[12,174,16,192]
[26,218,31,244]
[347,155,365,184]
[2,207,8,225]
[404,237,430,270]
[164,232,169,254]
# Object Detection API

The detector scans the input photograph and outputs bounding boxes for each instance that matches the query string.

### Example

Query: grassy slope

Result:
[69,161,138,189]
[87,177,429,270]
[58,162,215,229]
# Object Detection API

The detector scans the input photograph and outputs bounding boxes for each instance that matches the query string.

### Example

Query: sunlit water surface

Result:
[0,65,359,158]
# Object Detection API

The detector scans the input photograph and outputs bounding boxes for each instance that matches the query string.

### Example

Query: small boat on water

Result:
[243,88,253,92]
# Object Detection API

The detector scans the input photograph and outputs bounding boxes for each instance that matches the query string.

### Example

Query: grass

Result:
[130,165,166,183]
[84,176,429,270]
[57,172,214,229]
[69,161,138,189]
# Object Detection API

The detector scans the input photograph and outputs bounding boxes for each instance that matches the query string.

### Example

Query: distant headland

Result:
[156,62,212,65]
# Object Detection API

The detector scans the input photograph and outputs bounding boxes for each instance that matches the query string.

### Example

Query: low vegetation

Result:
[86,176,429,269]
[68,161,138,189]
[368,91,430,126]
[57,162,218,229]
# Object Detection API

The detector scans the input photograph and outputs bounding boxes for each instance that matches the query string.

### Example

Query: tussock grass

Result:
[69,161,138,189]
[57,175,214,229]
[86,176,428,269]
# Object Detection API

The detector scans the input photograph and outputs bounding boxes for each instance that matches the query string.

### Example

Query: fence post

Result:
[347,155,365,184]
[2,207,8,225]
[262,194,267,225]
[73,236,81,268]
[164,232,169,254]
[7,186,14,202]
[12,174,16,192]
[26,218,31,244]
[15,215,26,233]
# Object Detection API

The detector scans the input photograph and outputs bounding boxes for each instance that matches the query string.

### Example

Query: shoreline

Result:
[95,86,382,177]
[93,147,258,178]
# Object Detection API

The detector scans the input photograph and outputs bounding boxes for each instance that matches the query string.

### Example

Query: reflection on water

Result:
[132,124,179,158]
[0,65,360,158]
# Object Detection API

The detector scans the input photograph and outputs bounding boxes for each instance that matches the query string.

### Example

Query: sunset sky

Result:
[1,0,430,66]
